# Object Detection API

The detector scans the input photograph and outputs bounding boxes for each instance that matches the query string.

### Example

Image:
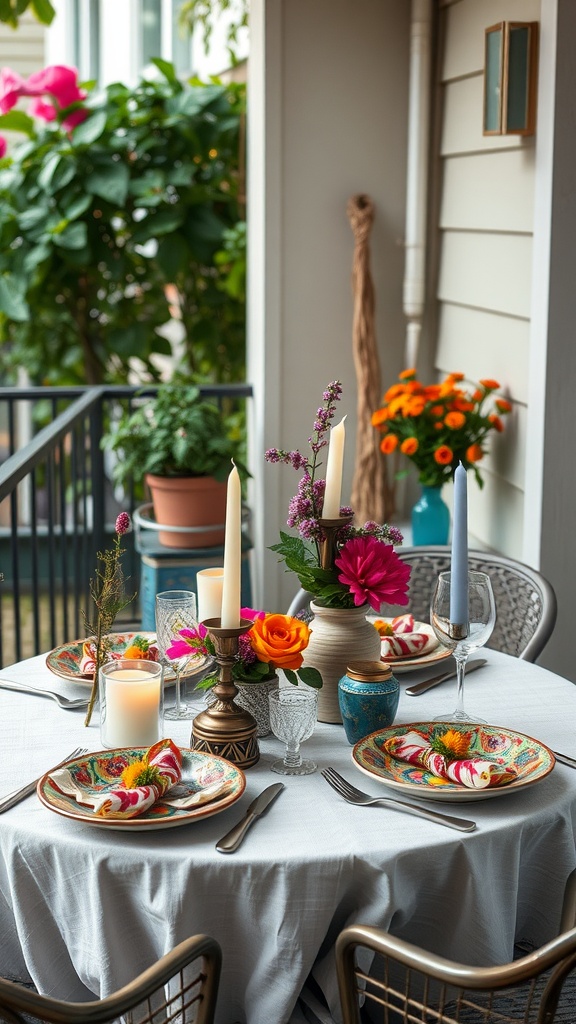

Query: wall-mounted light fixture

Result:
[483,22,539,136]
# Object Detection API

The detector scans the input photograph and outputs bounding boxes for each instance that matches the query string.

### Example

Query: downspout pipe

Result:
[403,0,433,369]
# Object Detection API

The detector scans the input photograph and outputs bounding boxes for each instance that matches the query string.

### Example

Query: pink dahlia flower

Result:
[166,627,208,661]
[335,536,411,611]
[0,136,6,159]
[0,67,27,113]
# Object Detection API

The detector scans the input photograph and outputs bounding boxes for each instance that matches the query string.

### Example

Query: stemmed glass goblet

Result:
[155,590,203,721]
[268,687,318,776]
[430,570,496,723]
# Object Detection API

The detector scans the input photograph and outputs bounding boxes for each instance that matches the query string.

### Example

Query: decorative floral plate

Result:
[366,617,452,673]
[352,722,555,802]
[37,748,246,831]
[46,633,207,685]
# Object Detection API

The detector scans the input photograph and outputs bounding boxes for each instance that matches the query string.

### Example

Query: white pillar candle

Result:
[321,415,347,519]
[101,665,163,748]
[450,462,469,625]
[197,567,225,622]
[221,463,242,628]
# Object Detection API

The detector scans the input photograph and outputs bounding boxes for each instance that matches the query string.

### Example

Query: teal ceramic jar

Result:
[338,661,400,745]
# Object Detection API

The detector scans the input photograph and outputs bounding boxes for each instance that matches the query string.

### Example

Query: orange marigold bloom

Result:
[430,404,445,417]
[423,385,442,400]
[489,414,504,433]
[434,421,444,430]
[403,397,426,417]
[383,383,405,402]
[249,613,311,670]
[399,368,417,380]
[388,395,409,417]
[466,444,484,463]
[495,398,512,413]
[472,389,483,401]
[371,408,388,426]
[444,411,466,429]
[453,399,475,412]
[380,434,398,454]
[446,372,465,382]
[439,382,456,398]
[400,437,419,456]
[434,445,453,465]
[479,378,500,390]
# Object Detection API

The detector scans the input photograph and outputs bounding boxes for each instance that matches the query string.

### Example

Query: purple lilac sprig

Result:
[265,380,343,556]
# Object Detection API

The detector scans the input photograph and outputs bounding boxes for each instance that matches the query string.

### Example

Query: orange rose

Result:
[434,445,453,465]
[444,411,466,429]
[380,434,398,454]
[400,437,419,455]
[249,614,310,670]
[466,444,484,463]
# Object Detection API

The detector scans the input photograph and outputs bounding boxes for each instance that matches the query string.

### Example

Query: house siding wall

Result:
[435,0,540,558]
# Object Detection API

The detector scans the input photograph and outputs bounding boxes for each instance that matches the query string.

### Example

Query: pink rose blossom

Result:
[335,536,411,612]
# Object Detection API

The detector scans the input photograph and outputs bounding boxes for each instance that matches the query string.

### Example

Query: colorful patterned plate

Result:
[366,617,452,674]
[352,722,555,802]
[46,633,207,685]
[37,748,246,831]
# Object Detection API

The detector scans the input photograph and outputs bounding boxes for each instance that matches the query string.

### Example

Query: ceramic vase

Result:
[301,602,382,724]
[411,486,450,545]
[205,675,279,737]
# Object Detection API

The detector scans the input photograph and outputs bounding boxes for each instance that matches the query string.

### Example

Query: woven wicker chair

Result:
[0,934,221,1024]
[336,923,576,1024]
[287,547,557,662]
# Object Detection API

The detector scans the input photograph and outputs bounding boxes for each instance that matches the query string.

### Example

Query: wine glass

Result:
[429,570,496,723]
[155,590,203,721]
[268,687,318,776]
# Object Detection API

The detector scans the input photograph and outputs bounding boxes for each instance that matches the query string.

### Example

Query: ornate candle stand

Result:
[318,513,354,570]
[191,618,259,769]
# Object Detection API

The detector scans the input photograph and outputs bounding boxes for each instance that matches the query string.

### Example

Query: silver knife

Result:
[216,783,285,853]
[405,658,487,696]
[553,751,576,769]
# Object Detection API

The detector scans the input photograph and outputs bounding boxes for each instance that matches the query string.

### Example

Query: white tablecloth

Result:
[0,649,576,1024]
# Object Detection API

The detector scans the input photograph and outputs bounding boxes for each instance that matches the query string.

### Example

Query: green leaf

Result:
[131,207,184,243]
[71,109,107,146]
[31,0,56,23]
[52,221,88,250]
[0,276,29,321]
[0,110,35,135]
[297,667,323,689]
[156,234,189,280]
[85,161,129,205]
[283,669,298,686]
[150,58,181,87]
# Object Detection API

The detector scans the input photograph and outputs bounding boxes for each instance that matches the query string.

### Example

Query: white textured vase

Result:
[302,602,382,724]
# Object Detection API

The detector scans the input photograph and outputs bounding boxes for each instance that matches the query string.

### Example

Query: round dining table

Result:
[1,647,576,1024]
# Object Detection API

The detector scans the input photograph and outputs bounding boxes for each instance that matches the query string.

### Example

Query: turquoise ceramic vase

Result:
[411,486,450,545]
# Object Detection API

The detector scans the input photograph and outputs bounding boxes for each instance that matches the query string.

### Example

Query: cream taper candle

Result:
[197,567,224,622]
[221,463,241,628]
[322,415,347,518]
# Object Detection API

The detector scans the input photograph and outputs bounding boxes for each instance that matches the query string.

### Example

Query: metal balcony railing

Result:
[0,383,253,669]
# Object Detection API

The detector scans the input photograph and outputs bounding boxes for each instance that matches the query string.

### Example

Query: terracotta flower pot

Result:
[146,474,227,549]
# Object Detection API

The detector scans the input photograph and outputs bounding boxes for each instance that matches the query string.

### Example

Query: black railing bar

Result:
[0,388,106,500]
[0,382,253,400]
[7,401,14,456]
[58,436,69,642]
[71,427,81,639]
[30,470,40,655]
[46,453,57,649]
[10,487,21,662]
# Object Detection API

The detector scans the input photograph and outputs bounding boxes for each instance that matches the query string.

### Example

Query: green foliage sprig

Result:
[0,0,55,27]
[83,513,136,727]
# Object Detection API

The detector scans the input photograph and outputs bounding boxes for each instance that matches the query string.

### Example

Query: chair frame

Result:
[0,934,221,1024]
[336,924,576,1024]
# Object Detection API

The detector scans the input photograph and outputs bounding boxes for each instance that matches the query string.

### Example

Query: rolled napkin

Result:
[383,729,518,789]
[380,632,429,658]
[48,739,228,819]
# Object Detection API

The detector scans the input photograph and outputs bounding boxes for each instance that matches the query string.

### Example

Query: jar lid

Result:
[346,661,393,682]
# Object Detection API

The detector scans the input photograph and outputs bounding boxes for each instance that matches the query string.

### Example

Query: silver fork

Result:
[0,679,89,710]
[321,767,476,832]
[0,747,89,814]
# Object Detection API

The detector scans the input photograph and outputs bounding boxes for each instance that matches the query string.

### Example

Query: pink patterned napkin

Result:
[374,614,432,659]
[383,730,518,789]
[49,739,228,819]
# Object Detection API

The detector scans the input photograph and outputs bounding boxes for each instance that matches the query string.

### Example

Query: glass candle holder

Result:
[99,659,164,749]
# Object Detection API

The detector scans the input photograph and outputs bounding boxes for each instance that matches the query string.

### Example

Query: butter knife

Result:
[405,658,487,696]
[553,751,576,769]
[216,783,285,853]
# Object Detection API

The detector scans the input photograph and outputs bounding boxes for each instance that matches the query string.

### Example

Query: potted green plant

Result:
[101,382,247,548]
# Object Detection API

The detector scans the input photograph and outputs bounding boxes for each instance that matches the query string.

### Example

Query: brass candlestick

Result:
[191,618,259,769]
[318,514,354,570]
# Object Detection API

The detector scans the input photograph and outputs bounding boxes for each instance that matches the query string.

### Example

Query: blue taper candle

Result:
[450,462,469,625]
